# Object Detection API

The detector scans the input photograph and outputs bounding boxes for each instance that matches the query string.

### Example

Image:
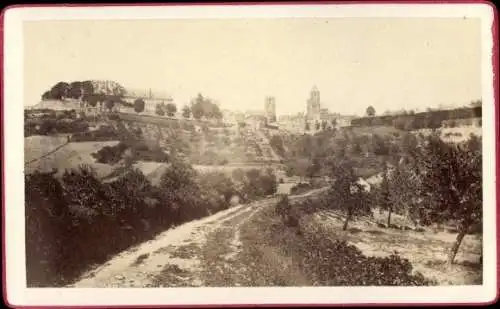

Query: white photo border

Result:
[2,3,497,307]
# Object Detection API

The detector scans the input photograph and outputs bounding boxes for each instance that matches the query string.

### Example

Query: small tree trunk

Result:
[343,210,352,231]
[387,206,392,227]
[448,229,467,265]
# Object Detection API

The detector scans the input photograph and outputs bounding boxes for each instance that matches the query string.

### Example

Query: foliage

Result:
[415,133,482,263]
[155,103,165,116]
[41,80,126,101]
[352,105,481,130]
[25,158,247,287]
[182,105,192,119]
[241,168,277,199]
[366,105,376,117]
[327,160,372,230]
[269,135,285,157]
[165,103,177,117]
[91,142,128,164]
[24,111,89,136]
[134,98,146,114]
[300,230,432,286]
[105,99,115,112]
[190,93,222,120]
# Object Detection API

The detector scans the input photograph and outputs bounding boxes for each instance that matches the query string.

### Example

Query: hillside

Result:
[24,110,284,184]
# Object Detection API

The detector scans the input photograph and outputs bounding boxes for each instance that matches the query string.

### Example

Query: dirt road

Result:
[69,187,327,288]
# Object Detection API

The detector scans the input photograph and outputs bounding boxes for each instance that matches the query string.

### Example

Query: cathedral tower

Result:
[306,85,321,123]
[265,96,276,123]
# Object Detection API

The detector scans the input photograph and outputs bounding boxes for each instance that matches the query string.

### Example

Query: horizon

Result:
[24,18,481,117]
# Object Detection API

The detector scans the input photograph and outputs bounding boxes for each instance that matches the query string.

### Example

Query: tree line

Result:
[353,104,482,130]
[41,80,127,101]
[153,93,223,121]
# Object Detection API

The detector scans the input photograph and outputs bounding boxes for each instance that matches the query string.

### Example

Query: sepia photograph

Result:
[2,2,498,307]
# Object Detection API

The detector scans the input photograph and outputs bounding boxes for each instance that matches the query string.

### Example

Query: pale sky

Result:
[24,18,481,116]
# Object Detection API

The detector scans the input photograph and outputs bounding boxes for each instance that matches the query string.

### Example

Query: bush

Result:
[131,142,169,163]
[108,113,121,120]
[92,142,128,164]
[25,118,89,137]
[275,195,291,219]
[297,228,433,286]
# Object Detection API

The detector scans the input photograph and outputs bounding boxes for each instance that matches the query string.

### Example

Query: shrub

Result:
[25,118,89,136]
[300,232,432,286]
[91,142,128,164]
[275,195,291,219]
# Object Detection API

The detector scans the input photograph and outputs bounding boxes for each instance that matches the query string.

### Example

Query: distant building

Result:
[278,113,306,133]
[264,96,277,123]
[306,85,321,124]
[245,114,266,132]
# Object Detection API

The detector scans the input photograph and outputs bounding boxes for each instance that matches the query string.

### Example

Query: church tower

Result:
[264,96,276,123]
[306,85,321,123]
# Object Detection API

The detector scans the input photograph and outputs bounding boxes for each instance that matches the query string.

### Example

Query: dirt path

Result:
[69,203,252,288]
[70,187,328,288]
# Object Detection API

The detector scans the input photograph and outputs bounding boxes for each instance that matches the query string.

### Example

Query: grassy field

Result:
[24,135,69,163]
[310,209,482,285]
[25,140,121,178]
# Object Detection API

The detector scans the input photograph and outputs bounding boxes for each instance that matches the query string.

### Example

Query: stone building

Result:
[306,85,321,124]
[264,96,277,123]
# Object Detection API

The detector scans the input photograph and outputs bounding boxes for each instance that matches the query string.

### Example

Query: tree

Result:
[105,99,115,112]
[134,98,145,114]
[155,103,165,116]
[25,170,69,285]
[348,135,363,156]
[191,94,205,120]
[41,91,52,100]
[328,160,371,230]
[61,165,110,217]
[200,172,236,206]
[87,94,100,107]
[416,133,482,264]
[377,161,393,227]
[49,82,70,100]
[81,80,95,97]
[190,94,222,121]
[166,103,177,117]
[269,135,285,157]
[69,81,84,99]
[158,160,203,223]
[366,106,376,117]
[371,134,390,156]
[182,105,191,119]
[306,157,321,178]
[321,120,327,131]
